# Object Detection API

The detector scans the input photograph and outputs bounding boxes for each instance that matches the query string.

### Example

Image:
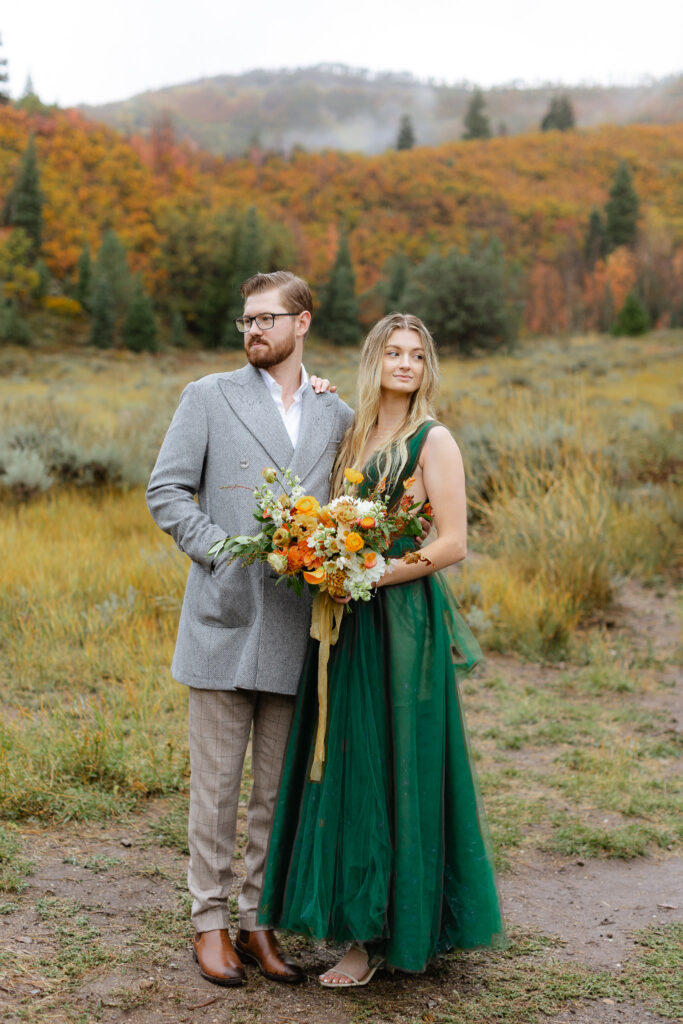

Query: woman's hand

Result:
[329,592,351,604]
[310,375,337,394]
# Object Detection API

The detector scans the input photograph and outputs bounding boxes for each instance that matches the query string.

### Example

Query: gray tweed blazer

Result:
[146,363,354,693]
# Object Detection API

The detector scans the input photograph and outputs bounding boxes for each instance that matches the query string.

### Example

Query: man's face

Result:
[243,288,300,370]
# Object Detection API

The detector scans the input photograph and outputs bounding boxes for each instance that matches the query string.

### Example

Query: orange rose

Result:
[364,551,378,568]
[303,566,326,584]
[319,505,335,527]
[344,532,364,553]
[358,516,376,529]
[293,495,320,516]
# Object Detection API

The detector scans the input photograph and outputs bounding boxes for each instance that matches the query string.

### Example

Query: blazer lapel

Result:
[289,387,338,483]
[218,365,294,471]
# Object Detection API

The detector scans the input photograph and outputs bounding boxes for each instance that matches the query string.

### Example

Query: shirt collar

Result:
[259,365,309,401]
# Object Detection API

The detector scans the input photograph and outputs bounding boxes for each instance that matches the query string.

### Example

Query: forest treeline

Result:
[1,102,683,351]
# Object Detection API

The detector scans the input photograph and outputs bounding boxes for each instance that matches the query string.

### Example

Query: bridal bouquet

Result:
[207,465,430,601]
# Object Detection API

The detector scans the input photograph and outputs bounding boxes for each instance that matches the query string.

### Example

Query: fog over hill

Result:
[80,63,683,157]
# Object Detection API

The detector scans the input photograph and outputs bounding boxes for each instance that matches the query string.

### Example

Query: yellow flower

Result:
[272,526,291,547]
[267,551,288,573]
[344,468,364,485]
[278,493,292,509]
[402,476,416,489]
[345,532,364,553]
[293,495,320,516]
[332,501,358,524]
[262,467,277,483]
[289,514,318,540]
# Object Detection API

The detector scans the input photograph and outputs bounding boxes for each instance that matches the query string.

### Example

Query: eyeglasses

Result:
[234,312,299,333]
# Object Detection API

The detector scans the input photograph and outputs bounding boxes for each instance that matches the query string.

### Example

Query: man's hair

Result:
[240,271,313,315]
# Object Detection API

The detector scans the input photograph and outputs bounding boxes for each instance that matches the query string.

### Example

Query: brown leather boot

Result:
[235,929,305,984]
[192,929,246,986]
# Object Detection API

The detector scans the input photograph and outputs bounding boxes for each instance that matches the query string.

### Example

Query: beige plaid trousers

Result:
[187,687,295,932]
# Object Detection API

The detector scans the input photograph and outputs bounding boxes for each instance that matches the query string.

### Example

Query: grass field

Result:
[0,328,681,1022]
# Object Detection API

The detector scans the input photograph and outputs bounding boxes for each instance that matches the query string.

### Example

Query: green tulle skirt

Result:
[259,570,505,972]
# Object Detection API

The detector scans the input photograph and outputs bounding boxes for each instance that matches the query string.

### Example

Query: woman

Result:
[260,313,504,986]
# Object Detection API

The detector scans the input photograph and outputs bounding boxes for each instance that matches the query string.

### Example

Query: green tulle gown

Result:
[259,422,505,971]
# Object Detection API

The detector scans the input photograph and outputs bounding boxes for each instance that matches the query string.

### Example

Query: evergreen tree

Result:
[89,274,115,348]
[384,252,409,313]
[123,278,158,352]
[75,243,92,312]
[226,206,264,324]
[402,241,516,354]
[605,161,639,250]
[34,259,50,299]
[396,114,415,150]
[462,89,491,140]
[317,231,360,344]
[2,136,44,258]
[541,95,575,131]
[170,310,187,347]
[92,229,133,318]
[612,292,650,336]
[584,208,609,268]
[0,34,9,105]
[0,301,32,345]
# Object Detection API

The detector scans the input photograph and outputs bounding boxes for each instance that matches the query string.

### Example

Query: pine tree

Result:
[462,89,491,140]
[0,34,9,105]
[75,243,92,312]
[89,274,116,348]
[317,232,360,344]
[612,292,650,336]
[605,161,639,250]
[396,114,415,150]
[2,136,44,258]
[170,310,187,347]
[123,278,158,352]
[384,252,409,313]
[92,229,133,317]
[541,95,575,131]
[584,208,609,268]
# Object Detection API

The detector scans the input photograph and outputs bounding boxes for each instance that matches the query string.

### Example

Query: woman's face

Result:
[380,328,425,395]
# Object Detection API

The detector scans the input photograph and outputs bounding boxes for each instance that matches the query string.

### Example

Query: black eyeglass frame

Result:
[234,312,300,333]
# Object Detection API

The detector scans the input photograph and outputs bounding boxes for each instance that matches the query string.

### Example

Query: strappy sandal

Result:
[319,944,384,988]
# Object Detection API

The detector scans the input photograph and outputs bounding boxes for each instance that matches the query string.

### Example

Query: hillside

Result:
[79,64,683,157]
[2,103,683,339]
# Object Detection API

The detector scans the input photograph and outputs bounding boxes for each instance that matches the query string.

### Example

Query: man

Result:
[146,271,353,986]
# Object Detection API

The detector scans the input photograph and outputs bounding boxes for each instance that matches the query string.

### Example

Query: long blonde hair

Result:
[331,313,439,496]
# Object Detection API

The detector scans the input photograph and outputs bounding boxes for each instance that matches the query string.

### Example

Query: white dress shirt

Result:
[259,365,309,447]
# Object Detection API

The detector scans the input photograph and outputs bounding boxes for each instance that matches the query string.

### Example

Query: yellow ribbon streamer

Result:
[308,591,345,782]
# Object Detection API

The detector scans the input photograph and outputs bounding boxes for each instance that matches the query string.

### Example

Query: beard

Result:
[245,329,297,369]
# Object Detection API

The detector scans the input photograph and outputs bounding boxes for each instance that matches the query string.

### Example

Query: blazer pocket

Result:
[198,561,256,628]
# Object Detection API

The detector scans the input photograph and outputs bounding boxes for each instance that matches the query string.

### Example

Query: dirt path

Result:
[1,580,680,1023]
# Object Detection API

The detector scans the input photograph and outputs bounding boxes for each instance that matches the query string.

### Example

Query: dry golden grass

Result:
[0,328,680,817]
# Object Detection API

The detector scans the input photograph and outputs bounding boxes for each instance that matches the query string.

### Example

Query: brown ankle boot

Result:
[235,929,304,984]
[192,929,246,986]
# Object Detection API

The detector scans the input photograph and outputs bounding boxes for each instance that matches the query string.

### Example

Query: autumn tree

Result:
[123,278,158,352]
[605,161,639,250]
[402,242,516,353]
[317,231,360,344]
[541,95,575,131]
[2,135,44,258]
[396,114,415,150]
[462,89,491,140]
[89,274,116,348]
[0,34,9,105]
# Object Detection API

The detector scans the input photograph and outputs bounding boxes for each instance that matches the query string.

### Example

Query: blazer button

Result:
[240,458,249,469]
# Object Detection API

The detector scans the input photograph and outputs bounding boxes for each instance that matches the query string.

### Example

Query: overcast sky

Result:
[3,0,682,107]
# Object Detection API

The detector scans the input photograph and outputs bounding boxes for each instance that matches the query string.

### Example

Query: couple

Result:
[147,270,503,989]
